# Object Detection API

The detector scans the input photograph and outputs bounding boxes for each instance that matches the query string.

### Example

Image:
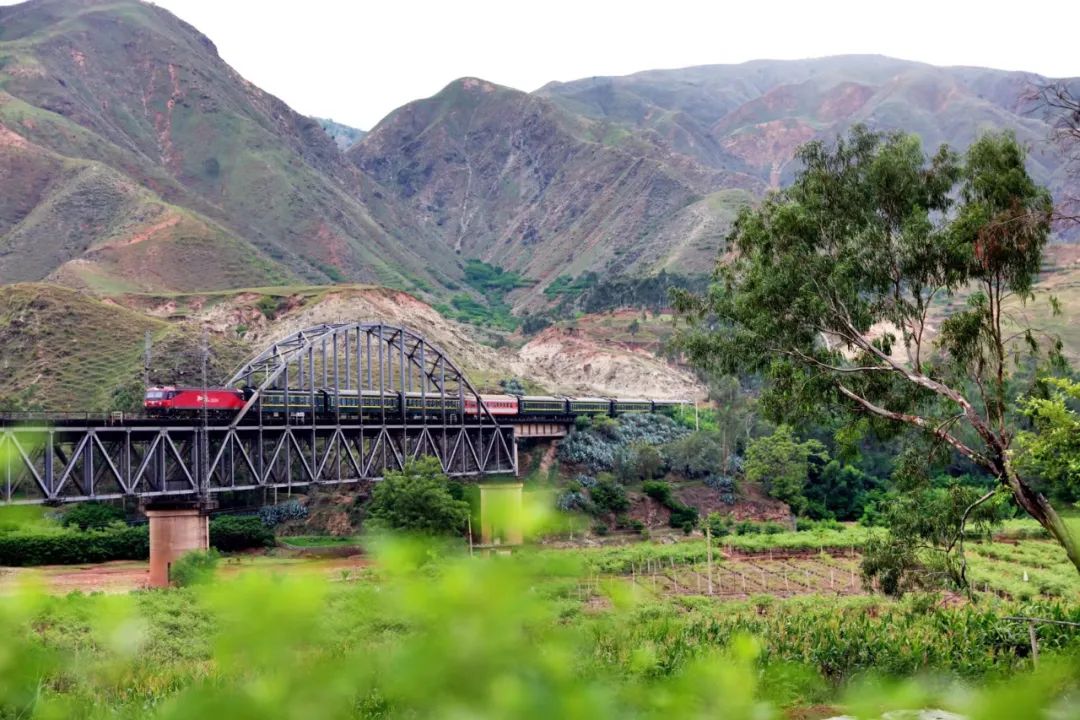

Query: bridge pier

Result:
[145,505,209,587]
[479,483,523,547]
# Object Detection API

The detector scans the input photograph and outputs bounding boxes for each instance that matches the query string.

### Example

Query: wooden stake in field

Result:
[706,526,714,595]
[670,557,679,593]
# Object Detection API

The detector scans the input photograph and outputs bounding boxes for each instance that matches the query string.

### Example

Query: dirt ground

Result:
[0,554,369,595]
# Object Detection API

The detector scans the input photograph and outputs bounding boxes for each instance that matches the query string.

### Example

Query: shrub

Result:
[258,500,308,527]
[366,457,470,535]
[589,476,630,516]
[591,523,609,537]
[706,512,733,538]
[642,480,674,505]
[210,516,274,552]
[61,502,125,530]
[0,525,149,566]
[735,520,760,535]
[762,522,786,535]
[170,549,220,587]
[555,489,593,514]
[669,506,699,532]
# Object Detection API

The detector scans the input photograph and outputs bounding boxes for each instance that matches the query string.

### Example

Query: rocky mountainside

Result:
[349,77,761,298]
[537,55,1074,197]
[0,282,706,410]
[1,0,1077,306]
[0,0,457,294]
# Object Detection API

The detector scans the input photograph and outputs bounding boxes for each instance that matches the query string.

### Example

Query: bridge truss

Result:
[0,323,516,504]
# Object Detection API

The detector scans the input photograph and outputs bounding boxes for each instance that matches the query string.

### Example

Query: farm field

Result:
[0,536,1076,719]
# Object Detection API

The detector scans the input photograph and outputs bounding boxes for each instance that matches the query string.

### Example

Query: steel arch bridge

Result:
[0,323,517,504]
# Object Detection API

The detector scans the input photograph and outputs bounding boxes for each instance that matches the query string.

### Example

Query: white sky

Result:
[7,0,1080,129]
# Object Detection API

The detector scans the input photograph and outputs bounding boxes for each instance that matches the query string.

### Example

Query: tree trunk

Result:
[1002,458,1080,573]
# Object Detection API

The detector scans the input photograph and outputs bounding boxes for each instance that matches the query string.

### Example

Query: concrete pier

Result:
[479,483,524,547]
[146,507,209,587]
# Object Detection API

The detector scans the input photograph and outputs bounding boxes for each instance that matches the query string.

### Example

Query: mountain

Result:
[537,56,1075,198]
[1,0,1078,308]
[0,0,458,294]
[348,77,761,300]
[316,118,366,151]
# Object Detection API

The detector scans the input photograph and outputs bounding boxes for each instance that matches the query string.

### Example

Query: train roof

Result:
[612,397,651,403]
[568,397,611,403]
[520,395,564,402]
[472,394,517,402]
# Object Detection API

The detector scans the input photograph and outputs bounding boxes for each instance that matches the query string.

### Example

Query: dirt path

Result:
[0,554,370,594]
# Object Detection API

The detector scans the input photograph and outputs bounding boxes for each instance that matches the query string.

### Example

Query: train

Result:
[144,385,683,420]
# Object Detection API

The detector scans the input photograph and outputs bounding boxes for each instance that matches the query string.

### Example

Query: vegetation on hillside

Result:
[676,125,1080,580]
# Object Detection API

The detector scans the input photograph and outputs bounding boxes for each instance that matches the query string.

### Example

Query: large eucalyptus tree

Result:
[675,126,1078,572]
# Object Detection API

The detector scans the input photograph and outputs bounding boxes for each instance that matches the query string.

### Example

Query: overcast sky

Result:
[8,0,1080,129]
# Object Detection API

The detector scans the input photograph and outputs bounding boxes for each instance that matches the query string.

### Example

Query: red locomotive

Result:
[144,386,246,417]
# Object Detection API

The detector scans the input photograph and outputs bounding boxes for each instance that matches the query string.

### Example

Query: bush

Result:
[762,522,786,535]
[669,506,699,532]
[591,523,609,537]
[61,502,125,530]
[706,512,733,538]
[170,549,220,587]
[258,500,308,527]
[210,516,274,552]
[642,480,674,505]
[589,476,630,516]
[366,457,470,535]
[0,525,149,566]
[735,521,760,535]
[555,489,594,514]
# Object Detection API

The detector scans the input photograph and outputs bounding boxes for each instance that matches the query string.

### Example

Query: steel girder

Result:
[0,323,517,504]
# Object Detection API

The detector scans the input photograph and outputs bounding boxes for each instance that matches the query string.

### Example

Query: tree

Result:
[1015,377,1080,505]
[744,426,827,516]
[367,457,470,535]
[860,444,1006,595]
[589,475,630,516]
[1032,82,1080,224]
[806,460,881,521]
[628,319,641,337]
[666,430,728,478]
[675,127,1080,572]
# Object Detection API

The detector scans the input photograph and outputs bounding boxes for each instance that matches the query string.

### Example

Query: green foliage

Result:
[805,460,883,521]
[860,446,1009,595]
[543,272,597,299]
[614,443,664,482]
[744,426,827,516]
[642,480,699,531]
[0,524,148,565]
[3,536,1077,717]
[578,271,708,314]
[463,260,532,294]
[366,456,470,535]
[666,430,730,478]
[589,475,630,516]
[498,377,526,395]
[559,414,689,473]
[60,502,125,530]
[674,126,1074,567]
[170,549,220,587]
[209,515,274,551]
[1016,377,1080,503]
